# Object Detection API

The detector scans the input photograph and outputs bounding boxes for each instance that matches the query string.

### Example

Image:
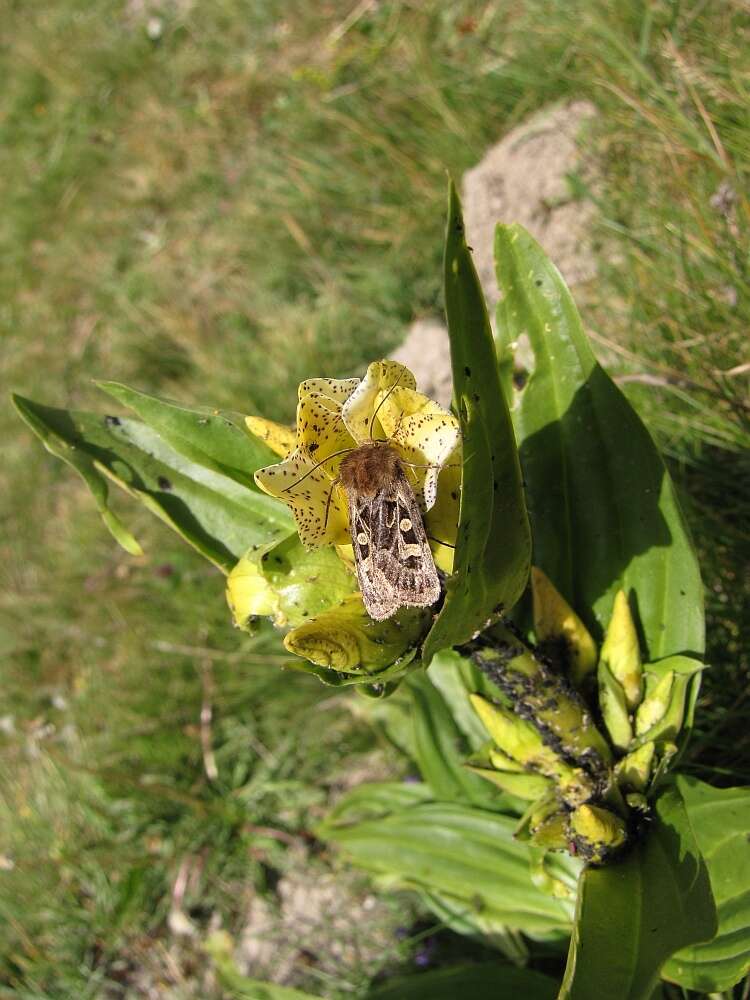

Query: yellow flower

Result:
[253,361,461,571]
[244,415,296,457]
[283,594,430,675]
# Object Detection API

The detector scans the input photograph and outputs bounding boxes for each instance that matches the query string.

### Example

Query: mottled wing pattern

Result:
[348,472,440,621]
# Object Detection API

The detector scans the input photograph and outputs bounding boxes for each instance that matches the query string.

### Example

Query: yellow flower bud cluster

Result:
[465,568,701,865]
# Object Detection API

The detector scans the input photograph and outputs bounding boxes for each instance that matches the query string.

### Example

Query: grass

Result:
[1,0,749,995]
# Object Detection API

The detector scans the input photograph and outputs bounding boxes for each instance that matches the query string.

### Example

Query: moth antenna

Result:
[282,446,355,493]
[427,534,456,549]
[322,475,342,534]
[400,460,461,470]
[404,463,420,486]
[369,368,406,441]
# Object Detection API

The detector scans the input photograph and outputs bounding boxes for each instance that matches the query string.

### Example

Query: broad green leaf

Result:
[323,782,433,826]
[494,225,704,667]
[12,395,142,556]
[366,962,558,1000]
[405,672,506,809]
[13,395,292,573]
[347,684,418,759]
[663,776,750,992]
[415,890,532,961]
[320,800,574,937]
[560,784,717,1000]
[97,380,278,490]
[422,182,531,663]
[282,647,419,694]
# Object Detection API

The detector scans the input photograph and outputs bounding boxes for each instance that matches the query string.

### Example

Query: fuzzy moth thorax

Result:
[339,441,403,498]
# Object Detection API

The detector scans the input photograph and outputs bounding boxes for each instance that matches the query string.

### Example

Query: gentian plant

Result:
[15,182,750,998]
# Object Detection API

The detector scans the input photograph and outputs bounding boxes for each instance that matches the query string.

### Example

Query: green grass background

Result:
[1,1,748,996]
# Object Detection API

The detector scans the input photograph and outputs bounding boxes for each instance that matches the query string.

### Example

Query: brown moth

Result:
[338,440,440,621]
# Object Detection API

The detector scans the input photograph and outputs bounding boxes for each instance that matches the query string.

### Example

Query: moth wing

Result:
[349,474,440,622]
[384,474,440,608]
[349,493,400,621]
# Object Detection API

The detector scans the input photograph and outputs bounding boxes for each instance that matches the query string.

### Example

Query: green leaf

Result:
[282,648,419,693]
[346,685,418,758]
[414,890,532,961]
[13,395,292,572]
[323,781,434,826]
[427,649,505,750]
[632,655,703,750]
[320,799,574,938]
[494,224,704,666]
[560,784,717,1000]
[366,962,558,1000]
[663,776,750,992]
[422,182,531,663]
[12,395,143,556]
[96,381,278,490]
[406,672,507,808]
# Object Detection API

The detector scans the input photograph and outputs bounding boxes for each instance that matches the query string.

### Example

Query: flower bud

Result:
[469,694,595,806]
[530,809,570,851]
[465,765,552,801]
[625,792,649,812]
[488,748,524,773]
[466,742,524,773]
[635,670,674,736]
[531,567,597,685]
[615,741,655,792]
[600,591,643,710]
[284,595,430,675]
[475,630,612,769]
[597,660,633,752]
[226,536,356,632]
[569,804,628,864]
[226,549,280,629]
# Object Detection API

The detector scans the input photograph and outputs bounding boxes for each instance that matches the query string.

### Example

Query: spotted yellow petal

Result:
[296,391,356,469]
[382,387,460,510]
[254,447,349,548]
[255,361,461,579]
[425,450,461,572]
[244,415,296,458]
[298,376,360,404]
[341,360,417,443]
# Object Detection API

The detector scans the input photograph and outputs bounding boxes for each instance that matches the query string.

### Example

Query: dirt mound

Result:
[393,100,598,398]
